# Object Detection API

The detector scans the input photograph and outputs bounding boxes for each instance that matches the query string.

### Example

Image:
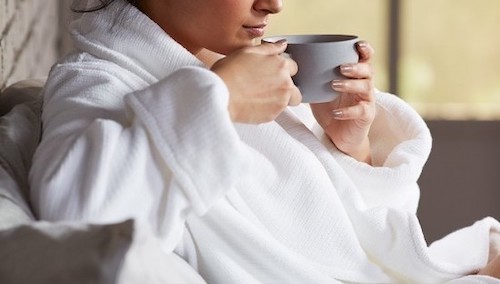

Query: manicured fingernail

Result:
[332,110,344,118]
[340,64,354,75]
[275,39,287,45]
[331,80,346,90]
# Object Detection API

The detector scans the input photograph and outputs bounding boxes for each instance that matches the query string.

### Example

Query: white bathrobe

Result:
[29,0,500,283]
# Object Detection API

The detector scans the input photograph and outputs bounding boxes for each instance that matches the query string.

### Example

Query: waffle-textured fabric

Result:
[29,0,500,283]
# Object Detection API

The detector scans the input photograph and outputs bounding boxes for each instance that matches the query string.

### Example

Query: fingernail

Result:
[357,41,368,49]
[331,80,346,90]
[332,110,344,118]
[275,39,287,45]
[340,64,354,75]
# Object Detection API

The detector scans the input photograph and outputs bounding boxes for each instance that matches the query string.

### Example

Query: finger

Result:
[356,41,375,63]
[339,62,374,79]
[287,85,302,106]
[253,39,288,55]
[286,57,299,76]
[331,102,374,121]
[331,79,374,100]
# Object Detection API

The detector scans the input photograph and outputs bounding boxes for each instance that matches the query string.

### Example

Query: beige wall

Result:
[0,0,72,89]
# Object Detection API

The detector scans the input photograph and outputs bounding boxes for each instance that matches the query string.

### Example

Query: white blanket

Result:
[29,0,500,282]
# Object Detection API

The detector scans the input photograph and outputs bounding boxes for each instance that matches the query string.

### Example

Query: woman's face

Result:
[139,0,283,55]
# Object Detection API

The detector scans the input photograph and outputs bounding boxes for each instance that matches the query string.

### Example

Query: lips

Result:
[243,24,267,37]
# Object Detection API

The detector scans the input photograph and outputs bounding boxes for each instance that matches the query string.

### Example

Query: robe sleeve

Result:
[29,65,250,251]
[326,91,433,212]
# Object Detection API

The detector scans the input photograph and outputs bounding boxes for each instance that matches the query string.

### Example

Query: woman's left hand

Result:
[479,255,500,278]
[310,41,376,164]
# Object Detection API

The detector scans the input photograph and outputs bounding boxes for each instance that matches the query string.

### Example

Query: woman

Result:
[30,0,500,282]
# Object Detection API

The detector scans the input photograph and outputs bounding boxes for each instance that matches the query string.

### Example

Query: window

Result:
[267,0,500,120]
[400,0,500,119]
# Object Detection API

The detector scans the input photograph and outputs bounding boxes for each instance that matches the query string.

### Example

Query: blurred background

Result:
[267,0,500,120]
[1,0,499,243]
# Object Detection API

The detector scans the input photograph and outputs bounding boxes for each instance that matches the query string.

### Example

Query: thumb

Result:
[254,39,288,55]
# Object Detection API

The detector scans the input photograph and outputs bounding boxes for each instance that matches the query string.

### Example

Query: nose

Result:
[253,0,283,14]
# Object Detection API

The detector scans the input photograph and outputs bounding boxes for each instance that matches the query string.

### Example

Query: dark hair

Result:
[71,0,138,13]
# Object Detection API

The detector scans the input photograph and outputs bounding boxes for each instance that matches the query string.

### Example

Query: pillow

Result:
[118,227,207,284]
[0,101,42,201]
[0,81,42,193]
[0,79,43,225]
[0,219,134,284]
[0,217,207,284]
[0,168,34,230]
[0,78,44,116]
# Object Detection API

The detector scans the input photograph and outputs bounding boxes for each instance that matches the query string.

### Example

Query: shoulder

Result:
[42,52,148,104]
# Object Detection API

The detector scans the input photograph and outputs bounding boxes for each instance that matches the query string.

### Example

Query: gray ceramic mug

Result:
[263,34,359,103]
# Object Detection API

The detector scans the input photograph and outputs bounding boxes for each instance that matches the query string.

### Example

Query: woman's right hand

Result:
[211,41,302,124]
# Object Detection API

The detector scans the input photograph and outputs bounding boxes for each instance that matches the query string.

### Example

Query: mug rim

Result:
[262,34,358,45]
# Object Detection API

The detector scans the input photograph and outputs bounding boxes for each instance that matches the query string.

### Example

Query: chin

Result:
[212,39,259,55]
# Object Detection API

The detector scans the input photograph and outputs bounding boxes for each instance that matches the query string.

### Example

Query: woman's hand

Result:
[211,41,302,124]
[310,41,376,164]
[479,255,500,278]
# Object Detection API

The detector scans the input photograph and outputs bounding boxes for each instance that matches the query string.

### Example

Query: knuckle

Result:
[283,78,296,90]
[367,80,375,92]
[368,64,375,77]
[366,80,375,93]
[276,57,289,70]
[276,74,295,91]
[356,104,368,119]
[362,102,376,119]
[290,91,302,106]
[352,63,360,73]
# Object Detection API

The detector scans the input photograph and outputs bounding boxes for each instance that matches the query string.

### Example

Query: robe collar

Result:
[70,0,204,82]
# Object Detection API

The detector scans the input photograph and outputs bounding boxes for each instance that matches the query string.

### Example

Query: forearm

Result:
[31,66,251,250]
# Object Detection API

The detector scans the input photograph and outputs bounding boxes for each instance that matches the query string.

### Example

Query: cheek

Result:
[189,1,253,53]
[205,0,248,27]
[196,14,244,40]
